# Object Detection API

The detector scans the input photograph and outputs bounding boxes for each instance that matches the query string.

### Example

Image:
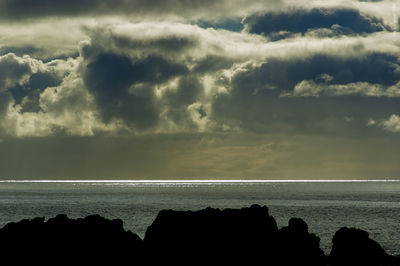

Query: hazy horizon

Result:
[0,179,399,183]
[0,0,399,179]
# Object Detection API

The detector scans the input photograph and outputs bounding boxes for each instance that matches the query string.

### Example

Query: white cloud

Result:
[0,53,41,90]
[367,119,377,126]
[282,80,400,98]
[381,114,400,133]
[0,57,126,138]
[367,114,400,133]
[0,19,89,59]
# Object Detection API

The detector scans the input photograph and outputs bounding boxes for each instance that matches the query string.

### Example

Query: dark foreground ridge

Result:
[0,205,398,266]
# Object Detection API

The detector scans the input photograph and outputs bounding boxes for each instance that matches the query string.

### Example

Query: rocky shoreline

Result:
[0,205,398,265]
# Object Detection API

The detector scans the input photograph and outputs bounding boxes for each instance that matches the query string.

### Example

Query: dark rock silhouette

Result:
[144,204,326,265]
[329,227,400,266]
[0,205,398,266]
[144,204,279,265]
[0,214,142,265]
[277,217,326,266]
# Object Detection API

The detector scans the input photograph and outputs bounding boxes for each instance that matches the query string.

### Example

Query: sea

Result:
[0,180,399,255]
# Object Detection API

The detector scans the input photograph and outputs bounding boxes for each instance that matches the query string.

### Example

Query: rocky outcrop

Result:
[144,204,280,265]
[144,204,326,266]
[276,217,326,266]
[0,205,398,266]
[0,214,142,264]
[329,227,400,266]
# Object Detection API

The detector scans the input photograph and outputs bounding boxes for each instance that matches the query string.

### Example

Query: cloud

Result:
[0,19,86,61]
[83,53,188,129]
[162,75,204,129]
[235,52,400,91]
[243,7,392,40]
[0,23,241,137]
[210,49,400,134]
[281,80,400,98]
[0,46,42,58]
[0,53,123,138]
[0,0,283,21]
[78,22,264,133]
[1,19,400,138]
[0,53,45,127]
[2,71,125,138]
[381,114,400,132]
[79,22,271,62]
[3,70,96,137]
[0,53,36,91]
[370,114,400,133]
[10,72,62,113]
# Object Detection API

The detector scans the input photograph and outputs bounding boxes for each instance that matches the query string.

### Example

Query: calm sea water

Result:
[0,181,399,255]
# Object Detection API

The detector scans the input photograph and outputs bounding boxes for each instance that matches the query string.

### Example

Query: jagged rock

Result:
[277,217,326,266]
[144,204,278,265]
[329,227,400,266]
[144,204,326,265]
[0,206,398,266]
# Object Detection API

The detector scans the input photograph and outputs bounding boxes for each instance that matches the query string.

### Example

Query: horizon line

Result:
[0,179,399,183]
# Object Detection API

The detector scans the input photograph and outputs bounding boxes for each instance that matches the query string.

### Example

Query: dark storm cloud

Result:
[211,52,400,134]
[281,53,397,85]
[243,8,392,39]
[109,34,198,54]
[163,75,204,126]
[83,53,188,129]
[28,72,61,91]
[213,87,400,135]
[0,91,12,118]
[9,72,61,112]
[80,21,400,135]
[79,24,226,131]
[165,76,203,107]
[233,53,399,92]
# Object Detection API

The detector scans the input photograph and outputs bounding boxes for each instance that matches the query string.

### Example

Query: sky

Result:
[0,0,399,179]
